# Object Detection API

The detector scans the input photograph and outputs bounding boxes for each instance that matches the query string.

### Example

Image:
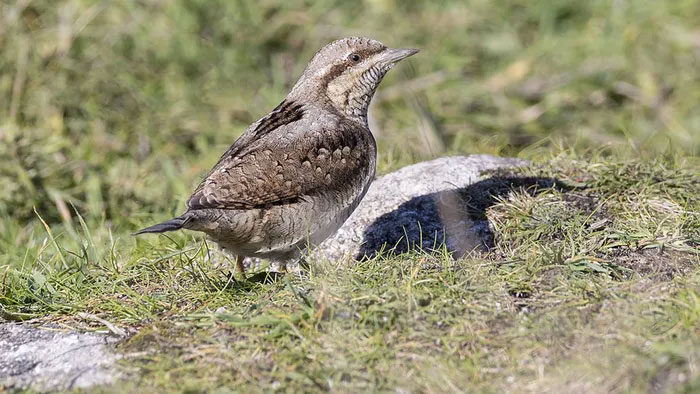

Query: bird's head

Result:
[289,37,418,125]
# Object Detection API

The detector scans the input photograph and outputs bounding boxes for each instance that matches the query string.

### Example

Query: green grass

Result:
[1,0,700,392]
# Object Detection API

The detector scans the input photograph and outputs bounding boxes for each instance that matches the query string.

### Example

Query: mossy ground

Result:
[1,1,699,392]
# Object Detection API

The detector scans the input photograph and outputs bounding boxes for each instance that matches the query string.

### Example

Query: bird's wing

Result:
[186,101,375,211]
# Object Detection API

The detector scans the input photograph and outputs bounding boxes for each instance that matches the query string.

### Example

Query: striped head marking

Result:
[289,37,419,125]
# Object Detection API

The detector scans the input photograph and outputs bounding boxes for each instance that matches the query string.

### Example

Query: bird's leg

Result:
[297,256,310,272]
[287,257,310,281]
[235,255,246,280]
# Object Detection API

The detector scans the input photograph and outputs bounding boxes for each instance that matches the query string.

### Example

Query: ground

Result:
[1,0,699,392]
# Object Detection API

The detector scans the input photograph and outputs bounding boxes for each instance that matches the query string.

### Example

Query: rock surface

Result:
[0,323,119,391]
[316,155,535,261]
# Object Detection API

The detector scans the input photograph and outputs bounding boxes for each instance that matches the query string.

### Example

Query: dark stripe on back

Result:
[194,100,305,183]
[252,100,305,138]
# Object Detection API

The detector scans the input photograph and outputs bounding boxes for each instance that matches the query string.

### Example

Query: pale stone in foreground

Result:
[0,323,119,391]
[315,155,529,262]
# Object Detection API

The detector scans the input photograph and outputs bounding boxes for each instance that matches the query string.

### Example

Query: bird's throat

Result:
[326,66,388,125]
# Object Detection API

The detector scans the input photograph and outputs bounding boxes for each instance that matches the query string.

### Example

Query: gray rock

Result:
[0,323,119,391]
[316,155,543,262]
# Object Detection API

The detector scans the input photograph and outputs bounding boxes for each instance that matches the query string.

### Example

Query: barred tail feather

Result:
[133,216,187,235]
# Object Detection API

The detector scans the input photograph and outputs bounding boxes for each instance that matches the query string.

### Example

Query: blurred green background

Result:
[1,0,699,232]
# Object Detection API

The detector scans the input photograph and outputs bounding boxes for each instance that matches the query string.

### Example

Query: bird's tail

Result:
[133,216,188,235]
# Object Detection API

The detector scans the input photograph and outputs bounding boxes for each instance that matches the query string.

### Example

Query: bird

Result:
[134,37,418,276]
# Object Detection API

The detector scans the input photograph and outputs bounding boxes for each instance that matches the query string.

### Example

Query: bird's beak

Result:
[381,47,420,64]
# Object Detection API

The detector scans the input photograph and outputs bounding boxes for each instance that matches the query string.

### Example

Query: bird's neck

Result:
[289,73,384,127]
[326,71,384,127]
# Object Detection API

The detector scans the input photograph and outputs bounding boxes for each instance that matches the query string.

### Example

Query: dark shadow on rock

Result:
[356,176,574,260]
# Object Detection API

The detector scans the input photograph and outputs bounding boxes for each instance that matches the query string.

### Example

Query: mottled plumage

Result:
[135,37,418,274]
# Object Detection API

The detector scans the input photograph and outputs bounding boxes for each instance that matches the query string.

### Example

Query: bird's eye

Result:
[349,53,361,62]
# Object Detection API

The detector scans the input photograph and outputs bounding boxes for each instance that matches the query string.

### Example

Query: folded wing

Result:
[186,102,374,211]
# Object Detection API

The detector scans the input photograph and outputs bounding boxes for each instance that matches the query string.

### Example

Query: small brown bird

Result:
[135,37,418,275]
